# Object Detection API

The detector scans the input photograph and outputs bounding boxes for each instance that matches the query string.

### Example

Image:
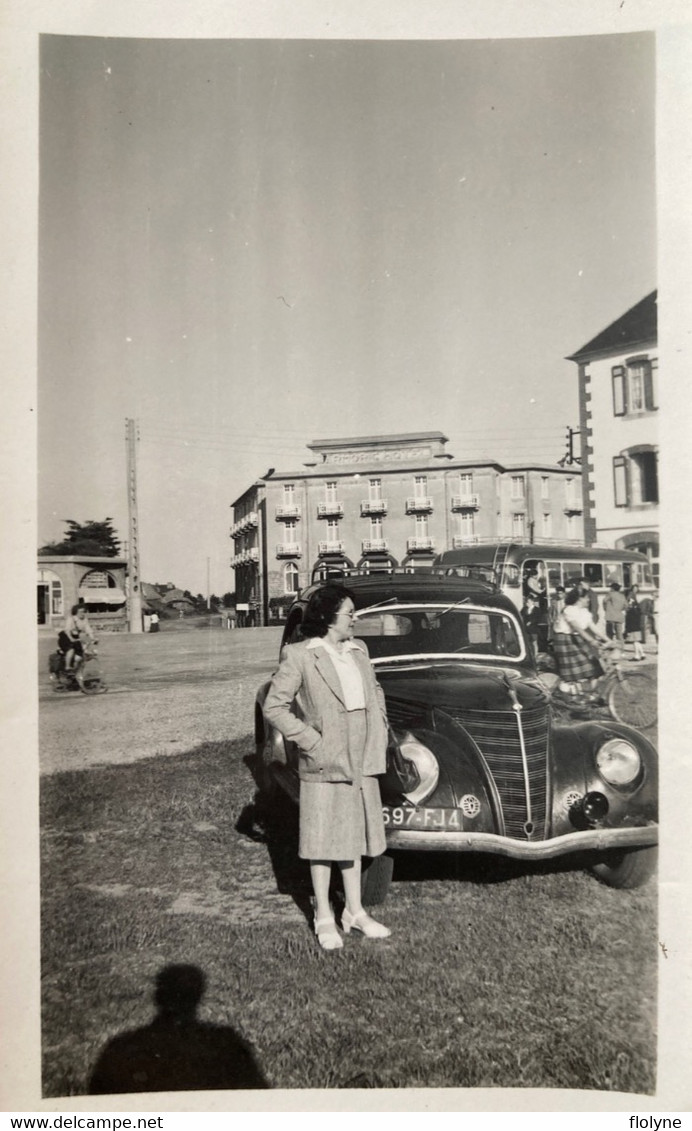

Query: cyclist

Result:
[552,587,615,701]
[57,604,95,687]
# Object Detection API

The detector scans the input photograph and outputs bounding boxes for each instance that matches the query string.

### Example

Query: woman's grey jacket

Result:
[262,638,389,783]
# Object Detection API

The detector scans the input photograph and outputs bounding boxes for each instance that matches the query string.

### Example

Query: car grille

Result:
[444,705,549,839]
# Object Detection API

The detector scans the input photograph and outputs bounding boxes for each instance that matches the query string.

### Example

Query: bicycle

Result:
[544,644,657,730]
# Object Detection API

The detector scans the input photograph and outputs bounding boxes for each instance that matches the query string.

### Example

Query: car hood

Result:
[375,660,548,713]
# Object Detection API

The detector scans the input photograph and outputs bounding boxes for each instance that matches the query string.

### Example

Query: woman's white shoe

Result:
[341,908,391,938]
[314,917,344,951]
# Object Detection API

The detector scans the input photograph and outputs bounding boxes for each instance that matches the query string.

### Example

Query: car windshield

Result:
[353,603,525,662]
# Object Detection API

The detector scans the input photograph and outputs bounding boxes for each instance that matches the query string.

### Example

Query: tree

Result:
[39,518,122,558]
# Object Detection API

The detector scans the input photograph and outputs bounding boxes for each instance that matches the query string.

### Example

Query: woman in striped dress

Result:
[552,587,613,697]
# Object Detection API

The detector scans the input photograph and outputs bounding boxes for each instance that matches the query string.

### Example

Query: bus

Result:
[433,542,654,623]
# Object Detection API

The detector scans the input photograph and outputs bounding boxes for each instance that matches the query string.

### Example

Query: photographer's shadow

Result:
[89,964,268,1094]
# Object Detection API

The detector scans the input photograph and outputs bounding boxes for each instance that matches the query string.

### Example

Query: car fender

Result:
[549,720,658,836]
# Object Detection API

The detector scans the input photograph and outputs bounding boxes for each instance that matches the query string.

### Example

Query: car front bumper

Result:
[384,824,657,857]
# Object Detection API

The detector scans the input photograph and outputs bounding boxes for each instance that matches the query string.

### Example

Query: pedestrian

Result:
[149,611,160,634]
[521,593,542,654]
[625,586,645,661]
[263,584,391,950]
[552,586,612,699]
[638,592,656,647]
[603,581,627,644]
[548,585,566,646]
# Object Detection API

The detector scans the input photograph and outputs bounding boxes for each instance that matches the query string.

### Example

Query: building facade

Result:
[568,291,659,583]
[230,432,584,623]
[37,555,128,631]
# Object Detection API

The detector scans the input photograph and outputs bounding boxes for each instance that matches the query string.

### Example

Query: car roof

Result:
[297,574,519,615]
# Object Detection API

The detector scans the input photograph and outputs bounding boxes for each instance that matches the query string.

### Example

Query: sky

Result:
[38,32,656,595]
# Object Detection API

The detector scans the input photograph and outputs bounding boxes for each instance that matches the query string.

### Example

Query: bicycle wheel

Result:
[608,669,657,729]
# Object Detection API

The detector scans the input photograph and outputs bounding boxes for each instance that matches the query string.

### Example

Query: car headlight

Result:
[398,734,440,805]
[595,738,642,787]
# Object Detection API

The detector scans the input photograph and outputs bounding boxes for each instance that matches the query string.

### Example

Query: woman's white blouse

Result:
[307,637,366,710]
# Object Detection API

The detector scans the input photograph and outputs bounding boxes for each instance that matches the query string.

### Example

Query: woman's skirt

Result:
[298,709,387,861]
[553,632,602,682]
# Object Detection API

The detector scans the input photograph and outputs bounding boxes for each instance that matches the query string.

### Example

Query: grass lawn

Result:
[41,729,657,1096]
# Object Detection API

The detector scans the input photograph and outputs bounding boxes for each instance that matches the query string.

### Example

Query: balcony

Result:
[362,539,389,554]
[360,499,388,516]
[230,547,260,567]
[230,510,259,538]
[405,496,433,514]
[317,501,344,518]
[451,494,480,511]
[452,536,480,548]
[276,543,302,558]
[407,537,436,553]
[275,504,301,519]
[318,540,345,556]
[563,504,583,516]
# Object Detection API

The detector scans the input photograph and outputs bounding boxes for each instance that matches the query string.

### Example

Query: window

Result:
[284,519,298,544]
[459,473,474,498]
[542,512,552,538]
[583,562,604,586]
[414,475,427,498]
[283,562,299,594]
[415,514,429,536]
[541,476,550,500]
[369,478,382,501]
[613,449,658,507]
[511,476,525,500]
[370,517,383,539]
[325,481,338,502]
[612,358,657,417]
[630,451,658,504]
[546,560,562,590]
[458,512,474,538]
[51,580,63,615]
[566,513,579,539]
[283,483,295,501]
[512,512,525,537]
[565,478,579,508]
[327,518,339,537]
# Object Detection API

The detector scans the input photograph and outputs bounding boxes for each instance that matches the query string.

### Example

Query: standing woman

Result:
[625,585,646,661]
[263,585,391,951]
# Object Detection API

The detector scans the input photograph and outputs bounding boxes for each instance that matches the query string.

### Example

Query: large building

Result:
[567,291,659,583]
[230,432,584,624]
[37,555,128,631]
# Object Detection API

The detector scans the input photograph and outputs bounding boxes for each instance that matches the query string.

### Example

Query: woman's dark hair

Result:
[302,585,356,638]
[71,604,81,616]
[564,586,586,607]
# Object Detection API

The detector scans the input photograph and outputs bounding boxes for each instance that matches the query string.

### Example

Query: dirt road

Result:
[39,626,282,775]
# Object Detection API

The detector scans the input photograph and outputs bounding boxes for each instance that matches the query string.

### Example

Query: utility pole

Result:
[207,557,211,610]
[126,417,143,633]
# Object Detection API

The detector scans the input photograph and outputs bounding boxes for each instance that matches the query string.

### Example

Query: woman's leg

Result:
[339,859,362,917]
[309,861,334,922]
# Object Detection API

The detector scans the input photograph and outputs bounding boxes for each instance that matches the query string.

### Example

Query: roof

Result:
[37,554,127,566]
[567,291,657,361]
[307,431,449,450]
[298,572,517,615]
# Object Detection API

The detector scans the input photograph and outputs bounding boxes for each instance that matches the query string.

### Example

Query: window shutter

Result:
[613,456,628,507]
[612,366,626,416]
[645,359,657,410]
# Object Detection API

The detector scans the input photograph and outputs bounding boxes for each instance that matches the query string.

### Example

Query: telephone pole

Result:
[126,418,143,633]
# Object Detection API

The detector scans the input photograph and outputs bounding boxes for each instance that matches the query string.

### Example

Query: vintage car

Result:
[255,571,657,903]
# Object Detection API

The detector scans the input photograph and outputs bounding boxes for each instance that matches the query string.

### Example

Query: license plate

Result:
[382,806,461,830]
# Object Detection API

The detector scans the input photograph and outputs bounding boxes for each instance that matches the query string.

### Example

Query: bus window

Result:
[623,563,632,589]
[629,561,650,587]
[604,562,623,586]
[583,562,604,586]
[503,563,521,588]
[563,562,583,588]
[545,561,563,592]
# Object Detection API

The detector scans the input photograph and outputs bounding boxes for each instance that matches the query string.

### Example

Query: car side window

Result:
[282,611,304,647]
